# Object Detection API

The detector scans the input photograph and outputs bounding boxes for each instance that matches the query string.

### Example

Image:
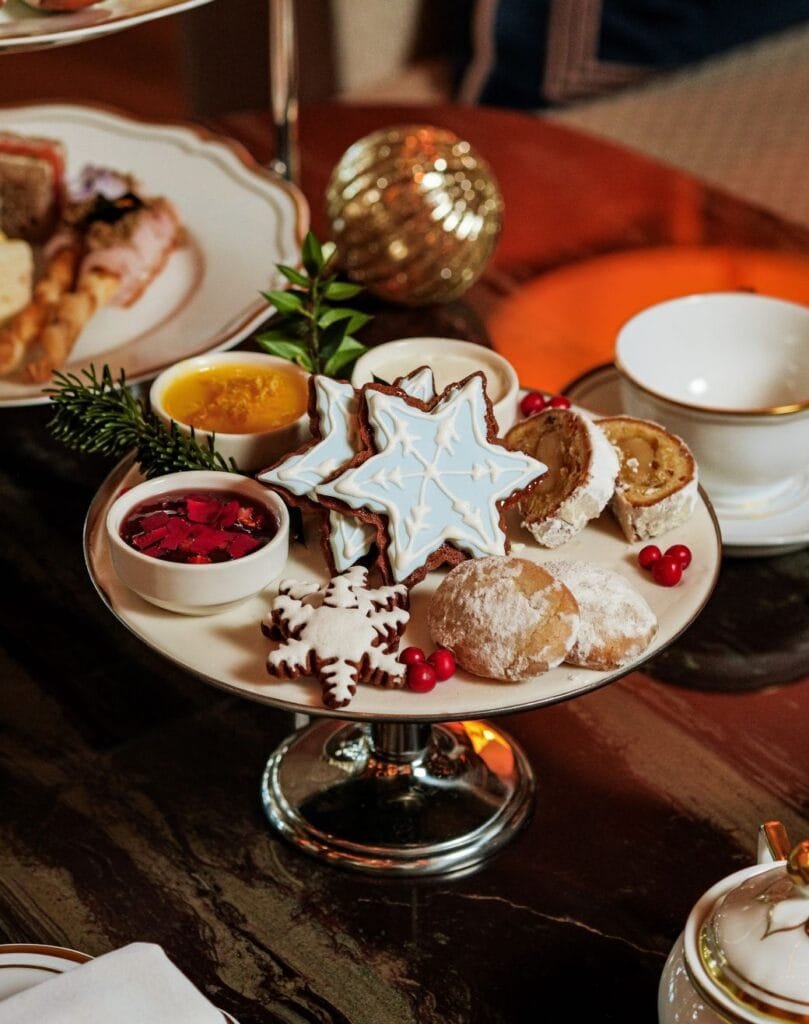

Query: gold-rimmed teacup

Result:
[615,293,809,514]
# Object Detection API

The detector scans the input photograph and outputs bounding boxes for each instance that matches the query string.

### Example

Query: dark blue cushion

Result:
[452,0,809,108]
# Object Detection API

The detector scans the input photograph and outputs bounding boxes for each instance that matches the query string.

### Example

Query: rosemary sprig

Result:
[46,365,238,478]
[257,230,371,376]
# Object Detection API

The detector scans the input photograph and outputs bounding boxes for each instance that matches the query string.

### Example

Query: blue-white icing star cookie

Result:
[259,369,437,574]
[391,365,435,403]
[258,376,374,573]
[317,373,547,586]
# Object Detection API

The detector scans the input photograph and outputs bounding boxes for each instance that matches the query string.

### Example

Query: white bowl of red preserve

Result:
[106,471,289,615]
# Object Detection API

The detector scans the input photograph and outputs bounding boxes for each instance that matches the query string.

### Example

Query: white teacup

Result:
[615,293,809,514]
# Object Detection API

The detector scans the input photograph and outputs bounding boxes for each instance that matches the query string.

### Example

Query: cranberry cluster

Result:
[399,646,456,692]
[519,392,571,417]
[638,543,692,586]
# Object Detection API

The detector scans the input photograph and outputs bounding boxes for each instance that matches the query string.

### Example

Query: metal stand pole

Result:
[268,0,300,184]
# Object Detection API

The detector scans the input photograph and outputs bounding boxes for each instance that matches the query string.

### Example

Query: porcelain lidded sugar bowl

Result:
[659,823,809,1023]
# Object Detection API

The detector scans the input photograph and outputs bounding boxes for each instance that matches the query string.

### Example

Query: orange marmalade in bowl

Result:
[160,363,309,434]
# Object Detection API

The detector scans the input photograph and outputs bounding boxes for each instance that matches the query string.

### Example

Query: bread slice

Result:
[504,408,619,547]
[0,132,65,242]
[598,415,698,541]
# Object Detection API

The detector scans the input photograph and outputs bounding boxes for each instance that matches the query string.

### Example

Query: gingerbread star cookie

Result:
[262,565,410,708]
[317,373,547,587]
[259,369,436,575]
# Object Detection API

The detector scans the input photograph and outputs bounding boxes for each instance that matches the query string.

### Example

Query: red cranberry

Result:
[407,663,437,692]
[400,646,426,666]
[638,545,662,570]
[520,391,547,417]
[427,648,456,681]
[548,395,571,409]
[652,554,683,587]
[665,544,692,569]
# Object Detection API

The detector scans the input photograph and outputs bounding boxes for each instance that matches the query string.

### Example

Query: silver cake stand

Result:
[260,718,534,876]
[85,459,721,877]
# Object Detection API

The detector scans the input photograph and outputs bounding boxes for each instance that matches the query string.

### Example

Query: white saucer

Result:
[0,945,239,1022]
[564,363,809,557]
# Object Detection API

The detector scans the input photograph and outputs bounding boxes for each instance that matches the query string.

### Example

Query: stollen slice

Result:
[598,415,698,541]
[504,407,619,548]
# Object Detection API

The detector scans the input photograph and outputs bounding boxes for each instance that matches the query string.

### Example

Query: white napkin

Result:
[0,943,224,1023]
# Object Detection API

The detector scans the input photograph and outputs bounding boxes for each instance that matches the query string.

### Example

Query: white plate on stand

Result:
[0,103,308,407]
[0,0,212,53]
[564,363,809,557]
[0,945,239,1021]
[85,456,721,722]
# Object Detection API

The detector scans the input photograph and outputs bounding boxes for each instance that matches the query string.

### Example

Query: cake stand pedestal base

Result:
[261,718,534,876]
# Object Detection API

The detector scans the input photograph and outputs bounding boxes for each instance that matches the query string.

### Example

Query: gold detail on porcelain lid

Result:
[699,829,809,1022]
[787,842,809,893]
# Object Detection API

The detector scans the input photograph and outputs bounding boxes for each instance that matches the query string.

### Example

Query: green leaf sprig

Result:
[46,365,238,478]
[257,230,371,377]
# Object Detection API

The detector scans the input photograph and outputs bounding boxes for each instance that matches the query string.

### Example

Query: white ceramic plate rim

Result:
[84,401,722,723]
[0,102,308,407]
[0,0,212,51]
[0,944,239,1022]
[564,363,809,554]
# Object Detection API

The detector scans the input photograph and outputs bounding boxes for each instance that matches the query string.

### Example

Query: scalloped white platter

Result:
[0,945,239,1022]
[85,436,722,724]
[0,0,211,52]
[0,103,307,406]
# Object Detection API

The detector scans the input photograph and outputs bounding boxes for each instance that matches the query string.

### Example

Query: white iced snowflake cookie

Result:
[427,556,580,681]
[262,566,410,709]
[598,416,698,542]
[546,560,657,671]
[504,408,619,548]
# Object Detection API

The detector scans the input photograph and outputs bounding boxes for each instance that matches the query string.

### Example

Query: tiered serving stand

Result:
[0,0,212,52]
[85,458,722,877]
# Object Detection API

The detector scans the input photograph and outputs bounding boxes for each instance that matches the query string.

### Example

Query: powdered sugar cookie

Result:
[262,565,410,709]
[427,556,580,680]
[504,408,619,548]
[318,373,546,588]
[546,560,657,670]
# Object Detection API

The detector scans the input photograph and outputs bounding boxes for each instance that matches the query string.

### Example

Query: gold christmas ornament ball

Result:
[326,125,504,306]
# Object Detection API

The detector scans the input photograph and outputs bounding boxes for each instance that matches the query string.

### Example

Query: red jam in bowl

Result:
[120,490,276,564]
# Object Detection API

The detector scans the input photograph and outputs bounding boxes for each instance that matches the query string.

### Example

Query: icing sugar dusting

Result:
[613,475,699,542]
[547,560,657,669]
[429,556,578,679]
